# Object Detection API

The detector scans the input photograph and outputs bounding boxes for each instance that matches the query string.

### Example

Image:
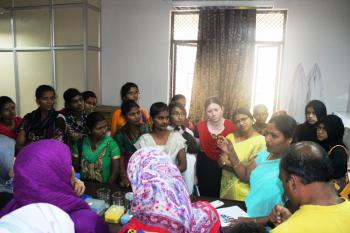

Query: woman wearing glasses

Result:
[317,114,348,191]
[134,102,187,173]
[218,108,265,201]
[217,115,297,223]
[168,101,199,194]
[110,82,150,136]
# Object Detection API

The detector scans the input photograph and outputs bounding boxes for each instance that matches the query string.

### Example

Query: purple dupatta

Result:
[0,139,109,233]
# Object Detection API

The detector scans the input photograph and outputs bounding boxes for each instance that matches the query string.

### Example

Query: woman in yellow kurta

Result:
[218,108,265,201]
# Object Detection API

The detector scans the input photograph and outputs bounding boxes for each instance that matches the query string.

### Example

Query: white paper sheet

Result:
[216,206,248,227]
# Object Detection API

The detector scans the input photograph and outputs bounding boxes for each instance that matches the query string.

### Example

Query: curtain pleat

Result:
[189,9,256,123]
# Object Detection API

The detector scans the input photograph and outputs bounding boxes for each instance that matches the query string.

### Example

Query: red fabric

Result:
[204,203,222,233]
[0,117,22,139]
[119,212,221,233]
[118,218,171,233]
[197,119,236,160]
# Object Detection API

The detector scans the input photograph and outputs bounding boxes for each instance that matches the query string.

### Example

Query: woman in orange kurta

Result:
[110,82,150,136]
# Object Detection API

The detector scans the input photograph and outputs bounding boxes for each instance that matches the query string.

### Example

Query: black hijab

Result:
[296,100,327,142]
[318,115,345,152]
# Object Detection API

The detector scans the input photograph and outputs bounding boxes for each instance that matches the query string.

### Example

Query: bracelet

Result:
[233,161,241,168]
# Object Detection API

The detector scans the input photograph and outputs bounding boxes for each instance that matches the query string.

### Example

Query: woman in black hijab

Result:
[317,114,348,190]
[295,100,327,142]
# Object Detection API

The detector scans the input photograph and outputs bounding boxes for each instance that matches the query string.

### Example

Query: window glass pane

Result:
[251,46,279,116]
[14,0,50,7]
[15,9,51,47]
[256,12,284,42]
[87,50,100,100]
[54,0,82,4]
[54,6,83,46]
[0,13,12,48]
[88,8,99,47]
[17,51,52,116]
[174,13,198,41]
[0,52,16,102]
[55,50,84,109]
[174,44,197,114]
[88,0,100,8]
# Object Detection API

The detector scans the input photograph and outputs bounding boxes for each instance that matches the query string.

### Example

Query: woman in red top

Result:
[194,96,236,197]
[0,96,22,139]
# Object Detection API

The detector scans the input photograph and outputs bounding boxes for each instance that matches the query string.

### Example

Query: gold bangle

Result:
[233,161,241,168]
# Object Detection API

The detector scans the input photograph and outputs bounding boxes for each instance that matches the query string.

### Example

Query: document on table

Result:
[216,206,248,227]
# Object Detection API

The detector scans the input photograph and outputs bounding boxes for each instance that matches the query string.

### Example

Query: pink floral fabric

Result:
[127,147,220,233]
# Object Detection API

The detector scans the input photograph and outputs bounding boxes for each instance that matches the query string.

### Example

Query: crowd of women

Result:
[0,81,348,233]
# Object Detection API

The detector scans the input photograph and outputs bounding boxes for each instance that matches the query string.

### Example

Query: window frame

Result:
[253,10,287,112]
[169,9,287,111]
[169,10,199,101]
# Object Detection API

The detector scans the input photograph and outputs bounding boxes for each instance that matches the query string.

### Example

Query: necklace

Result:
[207,119,224,134]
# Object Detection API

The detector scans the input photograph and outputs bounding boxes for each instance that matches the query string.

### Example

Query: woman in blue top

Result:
[217,115,297,226]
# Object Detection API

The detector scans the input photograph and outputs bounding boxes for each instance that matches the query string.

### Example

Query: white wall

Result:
[101,0,350,113]
[101,0,172,110]
[275,0,350,113]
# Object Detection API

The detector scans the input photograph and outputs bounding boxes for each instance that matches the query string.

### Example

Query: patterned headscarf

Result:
[127,147,220,233]
[0,140,109,233]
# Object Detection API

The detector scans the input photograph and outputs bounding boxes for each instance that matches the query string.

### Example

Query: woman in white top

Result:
[168,101,198,194]
[135,102,187,172]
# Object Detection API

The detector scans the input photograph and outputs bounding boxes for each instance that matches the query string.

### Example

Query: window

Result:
[170,10,287,116]
[253,11,286,116]
[170,12,199,114]
[0,0,101,115]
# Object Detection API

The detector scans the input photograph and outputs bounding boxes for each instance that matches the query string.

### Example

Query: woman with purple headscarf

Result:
[0,139,109,233]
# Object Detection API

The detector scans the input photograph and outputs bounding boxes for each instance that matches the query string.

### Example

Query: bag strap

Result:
[329,145,349,191]
[328,144,349,170]
[328,145,348,156]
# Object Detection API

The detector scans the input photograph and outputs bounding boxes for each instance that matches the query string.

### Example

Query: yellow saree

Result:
[220,133,266,201]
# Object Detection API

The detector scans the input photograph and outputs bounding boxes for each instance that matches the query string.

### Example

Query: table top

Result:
[83,180,246,233]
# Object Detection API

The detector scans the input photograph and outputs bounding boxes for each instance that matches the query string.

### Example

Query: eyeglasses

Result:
[171,112,186,117]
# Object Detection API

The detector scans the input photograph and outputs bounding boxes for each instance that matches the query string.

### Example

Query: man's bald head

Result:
[280,141,334,184]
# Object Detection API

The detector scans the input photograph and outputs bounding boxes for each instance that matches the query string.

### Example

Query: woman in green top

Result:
[114,100,151,187]
[73,112,120,184]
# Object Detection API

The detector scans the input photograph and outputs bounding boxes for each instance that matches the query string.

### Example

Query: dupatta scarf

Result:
[0,140,109,233]
[0,117,22,139]
[24,109,61,141]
